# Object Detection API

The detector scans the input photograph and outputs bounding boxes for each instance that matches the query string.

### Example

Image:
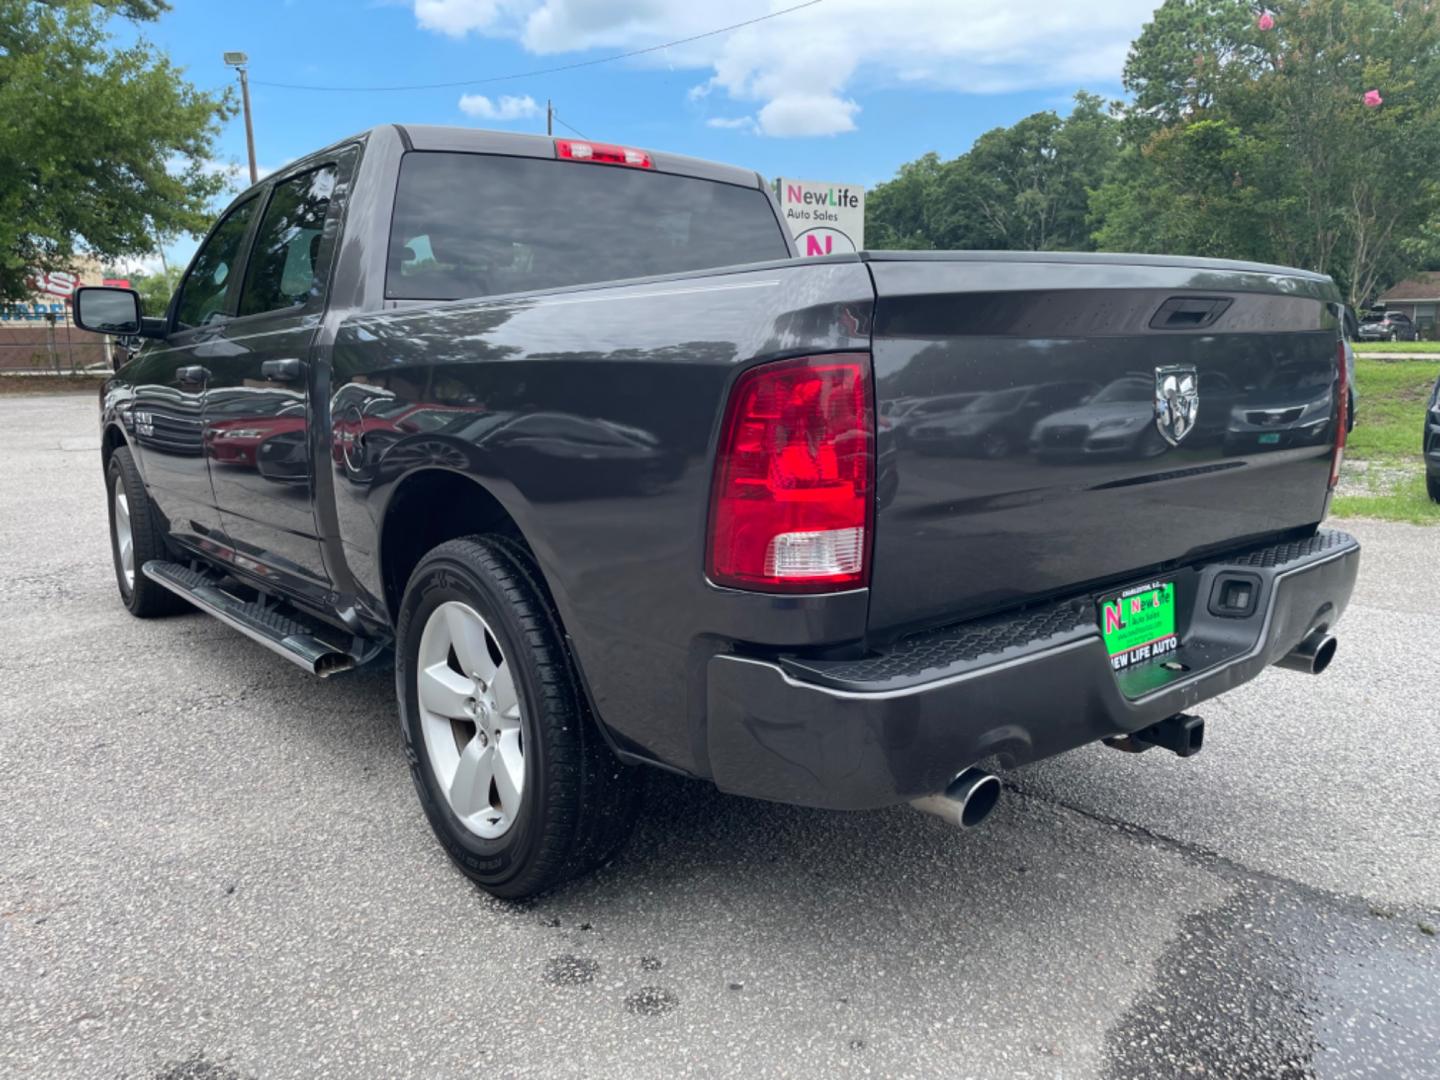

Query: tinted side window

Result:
[174,198,258,329]
[238,166,338,317]
[386,152,791,301]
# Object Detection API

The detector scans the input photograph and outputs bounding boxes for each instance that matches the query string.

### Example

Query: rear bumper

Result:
[705,528,1360,810]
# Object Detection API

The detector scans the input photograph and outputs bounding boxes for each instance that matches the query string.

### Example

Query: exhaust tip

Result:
[910,767,1002,829]
[958,772,1001,827]
[1277,630,1338,675]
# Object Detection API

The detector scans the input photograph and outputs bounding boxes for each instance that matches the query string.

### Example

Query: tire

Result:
[396,535,640,900]
[1428,474,1440,504]
[106,447,189,618]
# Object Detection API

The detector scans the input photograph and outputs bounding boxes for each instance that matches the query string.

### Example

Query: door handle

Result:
[175,365,209,384]
[261,358,303,383]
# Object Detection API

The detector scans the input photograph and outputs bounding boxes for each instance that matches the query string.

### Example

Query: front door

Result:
[126,194,261,548]
[203,159,348,592]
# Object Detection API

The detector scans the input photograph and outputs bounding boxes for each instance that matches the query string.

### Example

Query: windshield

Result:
[1088,377,1153,404]
[961,388,1028,413]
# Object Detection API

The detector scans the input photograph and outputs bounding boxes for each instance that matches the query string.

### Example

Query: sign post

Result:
[774,178,865,257]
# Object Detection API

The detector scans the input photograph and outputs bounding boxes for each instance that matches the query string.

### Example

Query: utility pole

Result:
[223,52,259,184]
[547,99,553,137]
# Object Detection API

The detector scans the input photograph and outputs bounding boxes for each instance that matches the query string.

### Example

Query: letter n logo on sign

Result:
[805,234,833,256]
[1105,603,1124,633]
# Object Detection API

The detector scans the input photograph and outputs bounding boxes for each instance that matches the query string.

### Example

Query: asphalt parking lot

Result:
[2,391,1437,1079]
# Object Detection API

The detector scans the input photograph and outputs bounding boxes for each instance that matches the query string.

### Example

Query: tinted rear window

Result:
[386,151,790,301]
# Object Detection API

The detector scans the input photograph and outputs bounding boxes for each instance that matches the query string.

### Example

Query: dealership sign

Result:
[774,178,865,257]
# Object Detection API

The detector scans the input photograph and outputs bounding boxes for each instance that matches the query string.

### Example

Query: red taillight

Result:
[554,139,653,169]
[1330,337,1349,490]
[707,354,874,593]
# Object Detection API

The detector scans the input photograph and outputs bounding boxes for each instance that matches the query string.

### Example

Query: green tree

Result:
[864,153,946,250]
[939,92,1119,250]
[132,263,183,316]
[0,0,233,300]
[1092,0,1440,305]
[866,93,1119,252]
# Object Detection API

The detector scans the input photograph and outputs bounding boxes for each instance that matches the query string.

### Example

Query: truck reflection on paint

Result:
[330,381,682,500]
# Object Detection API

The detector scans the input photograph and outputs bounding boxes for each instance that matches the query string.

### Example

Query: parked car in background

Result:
[910,381,1097,458]
[1341,306,1358,430]
[1426,375,1440,503]
[1357,310,1418,342]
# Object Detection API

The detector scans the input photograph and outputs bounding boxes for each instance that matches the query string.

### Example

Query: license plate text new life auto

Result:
[1099,580,1178,671]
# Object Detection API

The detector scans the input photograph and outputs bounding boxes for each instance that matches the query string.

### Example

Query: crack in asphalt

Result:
[1008,782,1440,925]
[1009,783,1440,1079]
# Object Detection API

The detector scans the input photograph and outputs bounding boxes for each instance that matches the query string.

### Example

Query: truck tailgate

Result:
[866,252,1343,636]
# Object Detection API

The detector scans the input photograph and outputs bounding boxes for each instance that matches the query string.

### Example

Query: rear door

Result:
[203,153,353,592]
[126,194,261,547]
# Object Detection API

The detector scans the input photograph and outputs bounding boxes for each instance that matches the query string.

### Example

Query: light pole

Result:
[223,51,258,185]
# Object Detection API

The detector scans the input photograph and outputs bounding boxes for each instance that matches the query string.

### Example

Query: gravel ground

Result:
[1,393,1437,1080]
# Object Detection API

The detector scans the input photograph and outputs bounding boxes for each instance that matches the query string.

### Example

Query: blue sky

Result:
[120,0,1159,270]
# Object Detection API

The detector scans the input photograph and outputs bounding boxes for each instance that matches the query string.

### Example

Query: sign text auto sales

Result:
[773,177,865,258]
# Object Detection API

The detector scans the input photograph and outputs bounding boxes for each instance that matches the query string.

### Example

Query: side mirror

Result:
[73,286,143,335]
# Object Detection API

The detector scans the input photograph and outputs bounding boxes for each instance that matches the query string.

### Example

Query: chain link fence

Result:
[1,311,111,374]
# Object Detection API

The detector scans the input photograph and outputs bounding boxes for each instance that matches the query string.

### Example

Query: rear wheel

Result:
[1428,474,1440,504]
[106,447,189,618]
[396,536,639,899]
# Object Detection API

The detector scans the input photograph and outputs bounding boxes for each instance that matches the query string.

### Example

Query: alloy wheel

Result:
[113,473,134,590]
[415,601,526,839]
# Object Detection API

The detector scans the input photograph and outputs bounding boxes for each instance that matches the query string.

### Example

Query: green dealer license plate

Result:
[1099,580,1179,671]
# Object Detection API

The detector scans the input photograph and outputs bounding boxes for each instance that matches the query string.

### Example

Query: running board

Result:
[142,560,382,678]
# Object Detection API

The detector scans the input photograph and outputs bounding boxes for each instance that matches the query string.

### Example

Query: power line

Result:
[551,112,589,140]
[250,0,824,93]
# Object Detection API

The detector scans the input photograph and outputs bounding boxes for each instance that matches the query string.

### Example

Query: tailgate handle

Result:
[1150,296,1232,330]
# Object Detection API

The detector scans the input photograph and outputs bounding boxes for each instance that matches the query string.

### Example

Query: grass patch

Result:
[1333,473,1440,524]
[1354,340,1440,355]
[1331,358,1439,523]
[1348,359,1438,458]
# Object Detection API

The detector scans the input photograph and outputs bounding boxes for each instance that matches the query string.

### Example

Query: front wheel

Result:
[396,536,639,899]
[106,447,189,618]
[1428,474,1440,504]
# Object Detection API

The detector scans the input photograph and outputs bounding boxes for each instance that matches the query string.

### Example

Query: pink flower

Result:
[1257,11,1275,30]
[1364,89,1383,108]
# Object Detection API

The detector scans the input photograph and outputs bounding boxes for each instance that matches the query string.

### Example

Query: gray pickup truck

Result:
[77,125,1360,898]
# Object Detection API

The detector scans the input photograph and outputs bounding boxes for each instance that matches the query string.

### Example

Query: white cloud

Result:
[411,0,1154,136]
[415,0,503,36]
[706,115,755,131]
[458,93,545,121]
[756,93,858,137]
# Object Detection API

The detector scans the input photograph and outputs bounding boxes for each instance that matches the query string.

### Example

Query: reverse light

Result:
[1331,337,1349,490]
[555,139,653,170]
[707,354,874,593]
